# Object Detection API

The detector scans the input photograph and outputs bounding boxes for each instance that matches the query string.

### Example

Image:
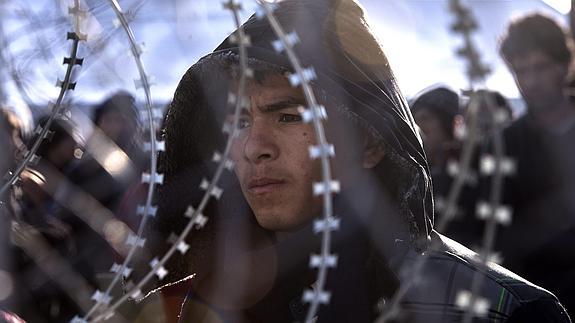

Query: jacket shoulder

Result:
[437,234,554,302]
[395,233,570,322]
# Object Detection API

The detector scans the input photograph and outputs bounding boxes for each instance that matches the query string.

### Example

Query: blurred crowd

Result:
[1,92,148,321]
[0,7,574,323]
[410,12,575,319]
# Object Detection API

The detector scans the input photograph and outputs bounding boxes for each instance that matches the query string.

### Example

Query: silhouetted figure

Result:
[0,109,25,319]
[410,86,484,247]
[498,12,575,317]
[65,92,146,274]
[14,116,90,322]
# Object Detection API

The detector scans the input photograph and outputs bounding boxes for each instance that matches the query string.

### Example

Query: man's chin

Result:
[254,213,303,233]
[526,95,563,112]
[256,218,293,232]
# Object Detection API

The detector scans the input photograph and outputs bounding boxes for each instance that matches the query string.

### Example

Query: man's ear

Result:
[362,131,385,169]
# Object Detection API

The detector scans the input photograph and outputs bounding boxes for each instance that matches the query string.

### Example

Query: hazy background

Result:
[0,0,570,128]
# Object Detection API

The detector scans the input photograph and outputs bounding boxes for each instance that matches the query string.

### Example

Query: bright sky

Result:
[0,0,570,125]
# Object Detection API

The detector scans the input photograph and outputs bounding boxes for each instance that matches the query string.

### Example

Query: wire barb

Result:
[313,180,340,195]
[313,217,340,234]
[141,172,164,185]
[184,205,209,229]
[309,144,335,159]
[110,263,133,279]
[302,289,331,305]
[299,105,327,123]
[288,67,316,87]
[309,254,338,268]
[91,290,112,305]
[136,205,158,217]
[126,234,146,248]
[149,258,169,280]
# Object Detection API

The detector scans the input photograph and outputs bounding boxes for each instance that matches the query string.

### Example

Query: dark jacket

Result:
[495,113,575,318]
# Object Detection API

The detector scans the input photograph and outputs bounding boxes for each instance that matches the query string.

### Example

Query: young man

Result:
[66,92,146,273]
[411,86,461,172]
[151,1,571,322]
[497,13,575,318]
[409,86,481,247]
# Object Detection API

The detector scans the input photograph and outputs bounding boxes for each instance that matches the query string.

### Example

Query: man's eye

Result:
[237,118,251,129]
[278,114,302,123]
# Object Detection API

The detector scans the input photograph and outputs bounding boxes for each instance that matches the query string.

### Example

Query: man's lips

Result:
[247,178,286,195]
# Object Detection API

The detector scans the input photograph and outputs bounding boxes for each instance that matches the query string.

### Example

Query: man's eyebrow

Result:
[261,97,305,112]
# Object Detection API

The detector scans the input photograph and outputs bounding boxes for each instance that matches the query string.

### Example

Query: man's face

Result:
[1,124,23,173]
[413,108,449,158]
[50,136,78,168]
[229,74,322,233]
[98,111,137,146]
[509,50,568,111]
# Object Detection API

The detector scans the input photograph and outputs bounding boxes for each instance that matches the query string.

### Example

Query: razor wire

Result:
[377,0,513,322]
[0,1,112,320]
[0,0,149,110]
[0,0,85,199]
[85,0,340,321]
[0,0,98,318]
[0,1,78,109]
[0,1,519,322]
[81,0,253,321]
[256,1,339,322]
[73,0,162,320]
[446,1,513,321]
[0,1,226,321]
[0,1,158,321]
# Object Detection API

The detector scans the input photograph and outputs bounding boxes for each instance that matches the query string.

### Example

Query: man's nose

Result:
[243,123,279,164]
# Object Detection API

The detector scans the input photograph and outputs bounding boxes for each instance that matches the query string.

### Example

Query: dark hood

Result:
[152,0,434,299]
[215,0,433,243]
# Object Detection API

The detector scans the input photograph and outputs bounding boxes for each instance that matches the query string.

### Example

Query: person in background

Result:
[65,92,146,274]
[498,12,575,317]
[20,116,81,231]
[410,86,462,201]
[14,116,89,322]
[409,86,481,248]
[0,108,26,321]
[69,91,145,212]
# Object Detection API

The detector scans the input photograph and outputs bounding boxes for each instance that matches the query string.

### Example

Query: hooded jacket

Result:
[153,0,571,322]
